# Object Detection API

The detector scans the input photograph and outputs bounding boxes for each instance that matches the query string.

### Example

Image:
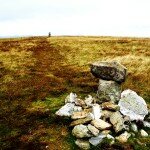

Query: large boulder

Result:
[72,124,92,138]
[97,79,121,103]
[90,61,127,83]
[118,89,148,121]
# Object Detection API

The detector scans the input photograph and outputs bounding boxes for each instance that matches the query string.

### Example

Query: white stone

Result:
[89,134,106,146]
[118,89,148,121]
[65,92,77,103]
[106,134,115,140]
[92,104,101,120]
[87,124,99,136]
[140,129,148,137]
[143,121,150,128]
[131,123,138,132]
[73,106,82,112]
[72,124,92,138]
[85,95,94,106]
[55,103,75,117]
[75,139,90,150]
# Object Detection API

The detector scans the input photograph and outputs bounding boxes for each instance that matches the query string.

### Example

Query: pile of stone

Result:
[55,61,149,150]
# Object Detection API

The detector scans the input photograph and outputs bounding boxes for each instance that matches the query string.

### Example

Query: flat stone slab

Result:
[71,111,88,119]
[118,89,148,121]
[90,61,127,83]
[87,124,99,136]
[101,102,120,111]
[89,134,106,146]
[97,79,121,103]
[91,119,112,130]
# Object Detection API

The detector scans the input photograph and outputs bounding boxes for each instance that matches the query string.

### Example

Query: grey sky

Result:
[0,0,150,37]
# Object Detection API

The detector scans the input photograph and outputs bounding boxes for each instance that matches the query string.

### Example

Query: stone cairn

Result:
[55,61,149,150]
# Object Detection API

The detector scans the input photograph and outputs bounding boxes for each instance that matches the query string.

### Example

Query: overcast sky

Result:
[0,0,150,37]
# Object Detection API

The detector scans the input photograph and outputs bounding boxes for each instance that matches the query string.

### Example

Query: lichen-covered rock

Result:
[110,111,124,133]
[72,124,92,138]
[90,61,127,83]
[91,119,112,130]
[85,95,94,106]
[89,134,106,146]
[118,89,148,121]
[97,79,121,103]
[101,110,113,120]
[92,104,101,120]
[55,103,75,117]
[115,131,131,143]
[75,139,90,150]
[65,92,77,103]
[87,124,99,136]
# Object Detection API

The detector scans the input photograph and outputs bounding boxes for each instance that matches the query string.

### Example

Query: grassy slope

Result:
[0,36,150,150]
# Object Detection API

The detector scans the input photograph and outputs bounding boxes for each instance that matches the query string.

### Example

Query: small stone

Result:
[115,131,131,143]
[89,134,106,146]
[101,102,120,111]
[75,98,86,107]
[70,113,93,126]
[106,134,115,140]
[91,119,112,130]
[55,103,75,117]
[143,121,150,128]
[75,139,90,150]
[131,123,138,132]
[92,104,101,120]
[87,124,99,136]
[101,130,111,135]
[73,106,82,112]
[72,124,92,138]
[118,89,148,121]
[97,79,121,103]
[65,92,77,103]
[101,110,113,119]
[110,111,124,133]
[71,111,88,120]
[90,61,127,83]
[140,129,148,137]
[85,95,94,106]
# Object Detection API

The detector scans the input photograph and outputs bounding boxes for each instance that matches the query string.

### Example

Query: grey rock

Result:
[75,139,90,150]
[92,104,102,120]
[110,111,124,133]
[140,129,148,137]
[115,131,131,143]
[72,124,92,138]
[91,119,112,130]
[118,89,148,121]
[65,92,77,103]
[87,124,99,136]
[97,79,121,103]
[55,103,75,117]
[89,134,106,146]
[90,61,127,83]
[70,113,93,126]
